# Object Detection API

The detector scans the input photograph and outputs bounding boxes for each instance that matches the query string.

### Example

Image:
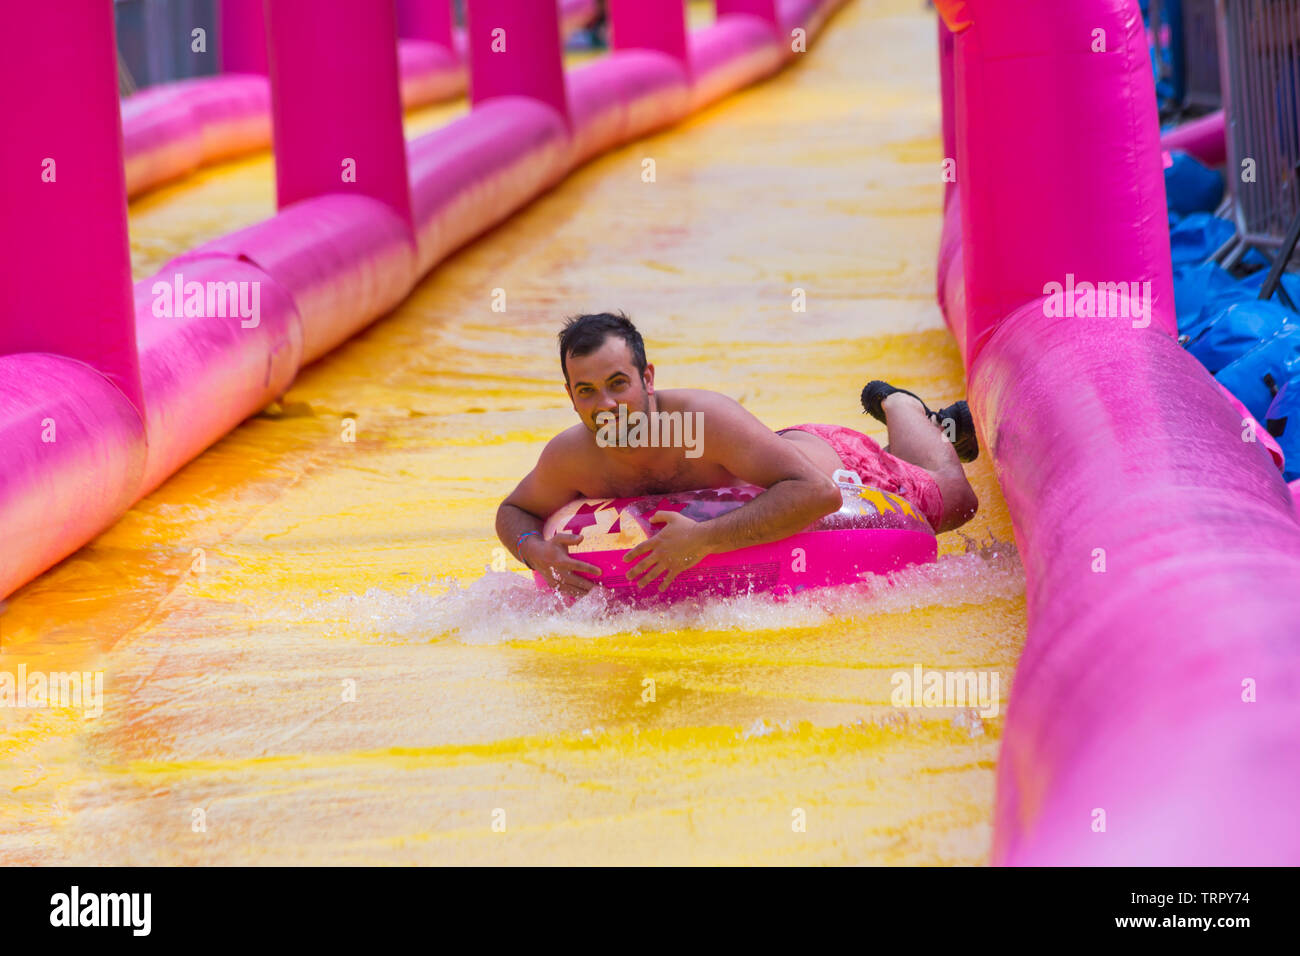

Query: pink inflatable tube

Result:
[688,0,850,112]
[134,256,303,496]
[688,14,784,112]
[407,98,573,276]
[397,38,467,109]
[1159,109,1227,168]
[122,43,459,199]
[0,356,146,595]
[534,474,937,603]
[937,0,1300,864]
[122,0,602,201]
[567,51,692,167]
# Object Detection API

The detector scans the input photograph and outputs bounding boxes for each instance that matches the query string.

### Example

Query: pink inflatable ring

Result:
[533,470,938,603]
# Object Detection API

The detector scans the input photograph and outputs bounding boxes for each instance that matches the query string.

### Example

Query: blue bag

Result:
[1188,300,1298,374]
[1216,326,1300,420]
[1168,213,1270,270]
[1173,261,1240,338]
[1164,151,1225,216]
[1265,379,1300,482]
[1170,213,1235,268]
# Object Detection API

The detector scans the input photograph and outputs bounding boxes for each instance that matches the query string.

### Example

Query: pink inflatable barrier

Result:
[0,2,147,595]
[688,13,785,112]
[534,475,938,603]
[121,0,602,200]
[0,0,852,602]
[408,98,572,276]
[0,356,147,597]
[134,256,303,497]
[123,42,458,199]
[936,0,1300,864]
[397,38,467,109]
[1159,108,1226,168]
[567,52,691,167]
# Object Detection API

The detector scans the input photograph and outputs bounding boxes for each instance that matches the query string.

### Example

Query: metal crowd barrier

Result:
[1218,0,1300,268]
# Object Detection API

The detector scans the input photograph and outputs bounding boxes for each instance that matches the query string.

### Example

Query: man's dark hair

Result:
[558,311,647,385]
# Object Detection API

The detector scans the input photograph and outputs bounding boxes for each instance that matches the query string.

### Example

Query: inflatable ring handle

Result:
[832,469,864,486]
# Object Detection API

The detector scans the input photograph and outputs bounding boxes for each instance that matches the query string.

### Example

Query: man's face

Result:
[564,336,654,434]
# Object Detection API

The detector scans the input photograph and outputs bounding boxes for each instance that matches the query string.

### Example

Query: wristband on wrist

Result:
[515,530,542,568]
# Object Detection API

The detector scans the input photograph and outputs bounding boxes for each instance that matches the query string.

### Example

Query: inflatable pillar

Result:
[608,0,690,74]
[940,0,1300,865]
[716,0,780,29]
[396,0,456,51]
[938,19,956,209]
[0,1,143,416]
[944,0,1176,367]
[465,0,570,127]
[219,0,269,75]
[265,0,414,233]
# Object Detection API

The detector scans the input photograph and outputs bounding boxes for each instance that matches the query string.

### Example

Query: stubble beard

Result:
[588,382,654,435]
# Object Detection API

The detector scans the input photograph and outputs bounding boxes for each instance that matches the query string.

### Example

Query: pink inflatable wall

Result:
[936,0,1300,864]
[1160,109,1226,168]
[0,0,848,599]
[121,0,601,199]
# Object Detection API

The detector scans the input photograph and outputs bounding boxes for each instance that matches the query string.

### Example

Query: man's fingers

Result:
[546,565,592,593]
[658,568,682,592]
[552,532,583,547]
[625,554,653,580]
[635,561,667,588]
[558,569,595,593]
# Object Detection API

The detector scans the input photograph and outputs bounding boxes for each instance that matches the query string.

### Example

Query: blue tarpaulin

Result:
[1266,379,1300,482]
[1165,151,1224,216]
[1216,325,1300,420]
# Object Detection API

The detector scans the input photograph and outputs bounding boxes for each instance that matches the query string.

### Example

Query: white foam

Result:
[280,533,1024,645]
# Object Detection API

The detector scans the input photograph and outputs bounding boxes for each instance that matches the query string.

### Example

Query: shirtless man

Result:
[496,312,979,597]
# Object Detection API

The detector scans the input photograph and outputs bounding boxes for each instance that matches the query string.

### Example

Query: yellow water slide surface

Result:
[0,0,1025,865]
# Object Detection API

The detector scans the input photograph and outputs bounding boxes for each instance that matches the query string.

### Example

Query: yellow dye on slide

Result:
[0,0,1025,865]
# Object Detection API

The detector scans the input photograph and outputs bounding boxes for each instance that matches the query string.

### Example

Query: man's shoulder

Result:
[658,388,745,414]
[539,423,594,463]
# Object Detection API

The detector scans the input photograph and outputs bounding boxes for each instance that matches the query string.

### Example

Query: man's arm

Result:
[496,435,603,596]
[623,393,842,590]
[689,393,843,553]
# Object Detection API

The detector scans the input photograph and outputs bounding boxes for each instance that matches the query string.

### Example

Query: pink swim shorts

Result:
[778,423,945,531]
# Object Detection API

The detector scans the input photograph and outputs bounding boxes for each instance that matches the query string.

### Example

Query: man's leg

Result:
[880,392,978,533]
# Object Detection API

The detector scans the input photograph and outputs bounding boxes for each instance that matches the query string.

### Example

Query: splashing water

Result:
[282,533,1024,645]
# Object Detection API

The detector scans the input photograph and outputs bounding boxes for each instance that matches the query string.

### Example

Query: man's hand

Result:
[622,512,711,592]
[526,531,602,599]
